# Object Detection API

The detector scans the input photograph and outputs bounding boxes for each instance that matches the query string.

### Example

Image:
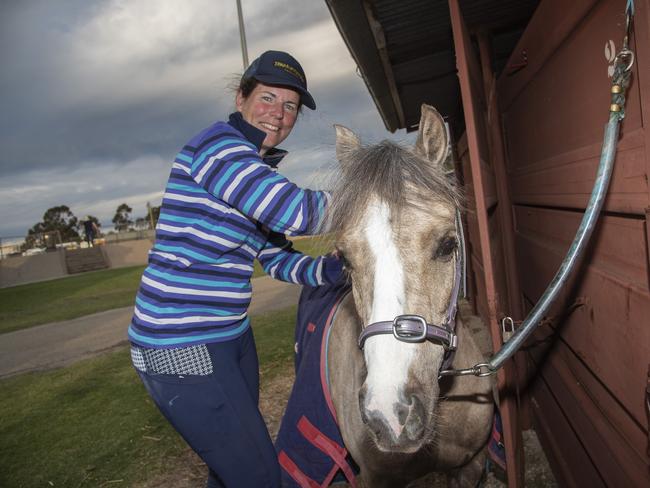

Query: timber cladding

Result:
[498,0,650,486]
[325,0,650,483]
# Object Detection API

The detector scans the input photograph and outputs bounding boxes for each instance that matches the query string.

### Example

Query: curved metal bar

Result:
[488,114,620,371]
[439,2,634,379]
[440,113,622,378]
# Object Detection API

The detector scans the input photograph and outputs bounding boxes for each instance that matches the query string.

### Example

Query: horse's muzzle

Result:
[359,386,426,452]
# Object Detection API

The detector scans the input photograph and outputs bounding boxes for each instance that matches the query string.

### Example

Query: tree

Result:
[112,203,133,232]
[23,205,80,250]
[134,203,161,231]
[22,226,43,251]
[134,217,148,230]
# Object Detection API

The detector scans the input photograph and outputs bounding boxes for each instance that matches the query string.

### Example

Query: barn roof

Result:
[325,0,539,135]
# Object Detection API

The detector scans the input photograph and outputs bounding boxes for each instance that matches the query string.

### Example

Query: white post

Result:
[235,0,249,69]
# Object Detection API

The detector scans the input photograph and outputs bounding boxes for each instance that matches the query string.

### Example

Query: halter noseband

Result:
[357,210,465,362]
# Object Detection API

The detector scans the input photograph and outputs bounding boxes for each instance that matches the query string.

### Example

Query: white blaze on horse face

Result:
[362,200,414,438]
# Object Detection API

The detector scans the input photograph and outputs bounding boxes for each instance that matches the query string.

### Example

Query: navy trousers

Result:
[136,328,281,488]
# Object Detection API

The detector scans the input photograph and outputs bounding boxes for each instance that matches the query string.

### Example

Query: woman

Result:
[128,50,342,487]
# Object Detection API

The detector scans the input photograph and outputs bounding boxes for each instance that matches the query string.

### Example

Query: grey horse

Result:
[325,105,493,487]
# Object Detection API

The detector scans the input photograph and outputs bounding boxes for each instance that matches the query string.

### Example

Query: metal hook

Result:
[501,316,515,343]
[616,48,635,72]
[438,362,496,378]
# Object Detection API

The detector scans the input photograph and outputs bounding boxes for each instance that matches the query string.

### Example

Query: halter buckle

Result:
[392,315,427,343]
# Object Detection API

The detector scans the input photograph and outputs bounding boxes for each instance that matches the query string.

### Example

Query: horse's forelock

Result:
[327,140,462,232]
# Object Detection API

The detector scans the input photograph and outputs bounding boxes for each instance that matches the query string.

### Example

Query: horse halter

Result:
[357,210,466,365]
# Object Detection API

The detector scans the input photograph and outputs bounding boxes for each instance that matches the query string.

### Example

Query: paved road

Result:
[0,276,301,378]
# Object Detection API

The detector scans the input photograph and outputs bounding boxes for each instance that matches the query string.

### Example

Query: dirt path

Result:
[0,276,301,378]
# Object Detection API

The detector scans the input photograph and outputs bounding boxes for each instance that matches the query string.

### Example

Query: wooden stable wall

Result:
[448,1,526,485]
[496,0,650,485]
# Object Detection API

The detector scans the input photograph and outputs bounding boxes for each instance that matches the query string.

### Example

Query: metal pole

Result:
[236,0,249,69]
[147,202,155,230]
[439,1,635,379]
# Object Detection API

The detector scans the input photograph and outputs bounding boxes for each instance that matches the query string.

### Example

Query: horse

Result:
[324,104,494,487]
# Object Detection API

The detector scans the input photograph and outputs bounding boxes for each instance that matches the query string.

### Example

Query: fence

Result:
[0,229,155,288]
[102,229,155,243]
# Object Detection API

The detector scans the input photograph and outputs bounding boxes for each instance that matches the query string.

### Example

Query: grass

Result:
[0,306,297,488]
[0,235,335,335]
[0,265,147,335]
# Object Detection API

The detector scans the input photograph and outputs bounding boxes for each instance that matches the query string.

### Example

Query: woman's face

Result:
[236,82,300,155]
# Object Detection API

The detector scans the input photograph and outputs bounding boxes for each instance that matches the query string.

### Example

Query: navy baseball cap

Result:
[242,50,316,110]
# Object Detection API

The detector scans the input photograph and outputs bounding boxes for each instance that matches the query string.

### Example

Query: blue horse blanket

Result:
[274,281,506,486]
[274,280,357,488]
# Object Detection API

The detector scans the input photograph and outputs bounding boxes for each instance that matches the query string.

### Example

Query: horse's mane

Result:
[327,140,462,231]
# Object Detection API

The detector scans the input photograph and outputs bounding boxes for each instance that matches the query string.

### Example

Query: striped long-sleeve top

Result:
[128,113,338,349]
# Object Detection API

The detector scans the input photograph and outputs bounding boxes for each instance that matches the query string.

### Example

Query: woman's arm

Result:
[183,127,329,236]
[257,233,343,286]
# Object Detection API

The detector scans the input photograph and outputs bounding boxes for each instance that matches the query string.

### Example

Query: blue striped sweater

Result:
[128,113,336,349]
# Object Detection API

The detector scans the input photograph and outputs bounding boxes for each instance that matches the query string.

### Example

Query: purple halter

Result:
[357,210,465,369]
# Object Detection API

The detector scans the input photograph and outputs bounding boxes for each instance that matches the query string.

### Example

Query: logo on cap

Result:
[273,61,305,84]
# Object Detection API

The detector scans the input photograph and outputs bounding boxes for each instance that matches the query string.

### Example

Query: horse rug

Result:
[274,280,357,488]
[274,281,506,487]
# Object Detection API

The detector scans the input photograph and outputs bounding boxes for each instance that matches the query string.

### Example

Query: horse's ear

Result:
[334,124,360,165]
[414,104,449,167]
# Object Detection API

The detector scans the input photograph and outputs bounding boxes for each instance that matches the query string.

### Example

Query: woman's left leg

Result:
[202,328,280,488]
[136,329,280,488]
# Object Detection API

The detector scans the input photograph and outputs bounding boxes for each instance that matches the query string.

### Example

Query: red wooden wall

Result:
[496,0,650,485]
[449,1,526,484]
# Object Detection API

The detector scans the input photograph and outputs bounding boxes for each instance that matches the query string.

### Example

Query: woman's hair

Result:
[238,77,259,98]
[226,74,258,97]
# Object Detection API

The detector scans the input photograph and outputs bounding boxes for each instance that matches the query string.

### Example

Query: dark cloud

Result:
[0,0,407,239]
[1,2,232,174]
[242,0,330,39]
[1,94,219,174]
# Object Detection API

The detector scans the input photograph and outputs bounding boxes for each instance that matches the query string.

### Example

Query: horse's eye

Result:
[433,237,456,261]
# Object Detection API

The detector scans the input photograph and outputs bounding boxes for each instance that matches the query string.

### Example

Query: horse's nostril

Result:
[404,396,425,441]
[395,401,409,426]
[358,387,369,425]
[360,408,369,425]
[368,417,383,437]
[405,394,414,407]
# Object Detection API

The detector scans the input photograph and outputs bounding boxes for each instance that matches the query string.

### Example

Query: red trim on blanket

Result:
[297,415,357,487]
[307,322,316,333]
[488,415,506,470]
[278,450,321,488]
[319,293,347,419]
[322,464,340,487]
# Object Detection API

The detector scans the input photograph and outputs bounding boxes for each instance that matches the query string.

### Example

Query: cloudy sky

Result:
[0,0,415,241]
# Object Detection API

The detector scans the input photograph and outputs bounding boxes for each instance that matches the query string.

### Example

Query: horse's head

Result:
[330,105,461,453]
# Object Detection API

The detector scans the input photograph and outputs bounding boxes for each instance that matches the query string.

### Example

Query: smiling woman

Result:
[127,50,343,488]
[236,84,300,155]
